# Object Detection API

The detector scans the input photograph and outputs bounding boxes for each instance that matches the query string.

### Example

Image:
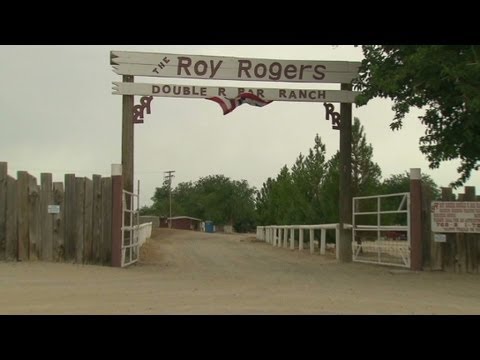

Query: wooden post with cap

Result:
[410,168,423,271]
[111,164,123,267]
[338,82,353,262]
[122,75,134,195]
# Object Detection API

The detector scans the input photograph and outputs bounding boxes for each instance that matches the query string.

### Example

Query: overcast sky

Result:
[1,45,478,207]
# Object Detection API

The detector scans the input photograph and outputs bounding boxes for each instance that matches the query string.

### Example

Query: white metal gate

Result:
[121,183,140,267]
[352,193,410,268]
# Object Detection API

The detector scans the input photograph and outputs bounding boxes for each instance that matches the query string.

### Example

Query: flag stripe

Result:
[238,92,272,105]
[207,93,272,115]
[207,96,234,115]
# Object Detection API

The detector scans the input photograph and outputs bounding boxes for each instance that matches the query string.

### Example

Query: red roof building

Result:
[160,216,202,231]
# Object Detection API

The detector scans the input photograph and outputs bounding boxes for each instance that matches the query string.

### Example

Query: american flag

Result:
[207,93,273,115]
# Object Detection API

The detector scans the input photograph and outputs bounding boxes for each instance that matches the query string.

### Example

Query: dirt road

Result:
[1,228,479,314]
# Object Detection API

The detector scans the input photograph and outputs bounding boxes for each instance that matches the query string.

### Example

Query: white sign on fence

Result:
[112,82,359,103]
[434,234,447,242]
[431,201,480,233]
[111,51,361,84]
[48,205,60,214]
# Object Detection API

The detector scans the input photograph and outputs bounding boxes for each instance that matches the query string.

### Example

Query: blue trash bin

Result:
[205,221,214,233]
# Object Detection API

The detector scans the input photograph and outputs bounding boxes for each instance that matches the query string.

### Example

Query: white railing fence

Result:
[256,224,341,259]
[138,222,153,248]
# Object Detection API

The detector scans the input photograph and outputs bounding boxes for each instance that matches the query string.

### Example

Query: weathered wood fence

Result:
[0,162,113,265]
[424,185,480,273]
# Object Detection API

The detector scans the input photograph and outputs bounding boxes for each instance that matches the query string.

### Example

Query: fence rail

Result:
[257,224,341,259]
[138,222,152,247]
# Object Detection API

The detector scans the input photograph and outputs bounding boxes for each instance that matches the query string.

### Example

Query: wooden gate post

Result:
[122,75,134,195]
[111,164,123,267]
[339,83,353,262]
[410,168,423,271]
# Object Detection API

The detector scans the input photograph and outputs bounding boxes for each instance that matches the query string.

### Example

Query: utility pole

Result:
[164,170,175,228]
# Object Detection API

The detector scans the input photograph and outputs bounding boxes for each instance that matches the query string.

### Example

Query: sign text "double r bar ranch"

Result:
[112,82,359,103]
[111,51,361,84]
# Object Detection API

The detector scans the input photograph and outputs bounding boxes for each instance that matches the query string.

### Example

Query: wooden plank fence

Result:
[28,174,40,260]
[0,162,113,266]
[6,175,17,260]
[424,185,480,273]
[0,162,7,260]
[53,182,64,261]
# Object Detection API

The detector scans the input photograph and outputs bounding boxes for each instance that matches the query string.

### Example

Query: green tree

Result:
[293,134,329,224]
[381,172,440,200]
[380,171,441,226]
[351,118,382,196]
[320,152,340,224]
[149,184,172,217]
[270,165,296,225]
[320,117,382,223]
[173,181,197,216]
[139,205,156,216]
[146,175,257,232]
[195,175,233,223]
[230,180,257,232]
[256,134,329,226]
[354,45,480,187]
[256,166,300,225]
[290,154,316,224]
[255,177,276,225]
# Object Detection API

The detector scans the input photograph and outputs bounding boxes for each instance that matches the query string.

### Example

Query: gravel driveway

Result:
[1,228,479,314]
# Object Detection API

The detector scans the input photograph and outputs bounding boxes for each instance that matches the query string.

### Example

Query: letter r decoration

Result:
[324,103,340,130]
[133,96,154,124]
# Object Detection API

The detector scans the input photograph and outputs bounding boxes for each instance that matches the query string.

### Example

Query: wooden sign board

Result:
[111,51,360,84]
[431,201,480,233]
[112,82,359,103]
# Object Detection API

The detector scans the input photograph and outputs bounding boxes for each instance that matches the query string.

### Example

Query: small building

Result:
[162,216,202,231]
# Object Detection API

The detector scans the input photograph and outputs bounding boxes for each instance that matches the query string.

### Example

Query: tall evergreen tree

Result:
[321,117,382,223]
[256,134,329,225]
[351,118,382,196]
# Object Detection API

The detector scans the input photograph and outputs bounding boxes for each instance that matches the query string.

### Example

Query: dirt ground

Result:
[1,228,480,314]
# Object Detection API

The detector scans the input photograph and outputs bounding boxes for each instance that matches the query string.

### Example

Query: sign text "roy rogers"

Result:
[176,57,326,81]
[111,51,361,83]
